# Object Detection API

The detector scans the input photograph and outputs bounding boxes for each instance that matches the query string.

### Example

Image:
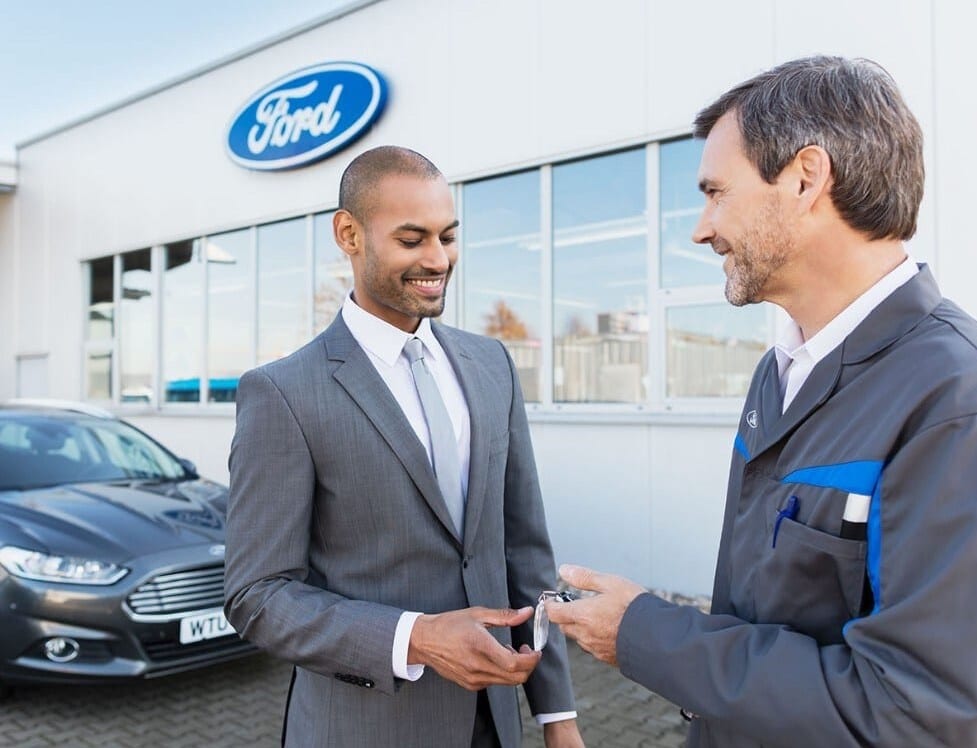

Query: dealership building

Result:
[1,0,972,595]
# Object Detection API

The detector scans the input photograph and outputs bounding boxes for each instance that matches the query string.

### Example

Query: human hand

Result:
[543,717,586,747]
[407,606,542,690]
[544,564,645,666]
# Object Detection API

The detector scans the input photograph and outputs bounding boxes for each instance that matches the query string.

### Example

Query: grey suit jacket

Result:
[224,314,575,747]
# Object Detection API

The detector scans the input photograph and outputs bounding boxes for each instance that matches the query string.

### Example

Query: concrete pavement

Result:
[0,642,688,747]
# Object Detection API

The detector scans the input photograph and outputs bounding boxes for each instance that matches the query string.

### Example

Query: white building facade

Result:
[2,0,975,595]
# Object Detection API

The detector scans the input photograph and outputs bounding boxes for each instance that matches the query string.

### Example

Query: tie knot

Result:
[403,337,425,364]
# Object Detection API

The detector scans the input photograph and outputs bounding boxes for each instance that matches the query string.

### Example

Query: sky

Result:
[0,0,357,162]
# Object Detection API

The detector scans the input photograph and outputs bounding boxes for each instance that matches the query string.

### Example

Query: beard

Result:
[360,242,451,322]
[721,196,792,307]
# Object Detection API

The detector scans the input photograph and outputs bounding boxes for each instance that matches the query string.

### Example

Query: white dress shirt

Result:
[774,257,919,412]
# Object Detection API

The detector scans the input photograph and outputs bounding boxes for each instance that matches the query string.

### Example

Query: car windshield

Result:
[0,412,189,490]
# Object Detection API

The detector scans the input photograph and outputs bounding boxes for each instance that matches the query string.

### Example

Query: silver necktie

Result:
[403,337,465,536]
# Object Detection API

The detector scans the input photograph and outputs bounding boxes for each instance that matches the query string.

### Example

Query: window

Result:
[257,218,306,365]
[462,171,542,401]
[553,149,647,403]
[85,256,115,401]
[119,249,153,404]
[657,138,768,402]
[314,211,350,334]
[162,240,203,403]
[206,229,252,402]
[457,137,770,409]
[659,138,718,288]
[665,304,767,397]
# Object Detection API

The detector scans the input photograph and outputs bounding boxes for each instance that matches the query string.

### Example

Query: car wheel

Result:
[0,683,11,700]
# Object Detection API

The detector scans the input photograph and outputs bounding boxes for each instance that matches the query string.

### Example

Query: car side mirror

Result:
[178,458,199,479]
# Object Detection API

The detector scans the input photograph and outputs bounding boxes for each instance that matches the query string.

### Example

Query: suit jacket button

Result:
[364,680,374,688]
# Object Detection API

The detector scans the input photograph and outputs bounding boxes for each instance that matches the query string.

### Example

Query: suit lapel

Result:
[433,324,489,553]
[323,316,462,546]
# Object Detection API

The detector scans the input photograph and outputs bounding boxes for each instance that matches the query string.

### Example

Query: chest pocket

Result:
[740,475,873,646]
[758,510,868,644]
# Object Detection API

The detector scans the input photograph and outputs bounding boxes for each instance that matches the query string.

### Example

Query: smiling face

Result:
[337,172,459,332]
[692,112,795,306]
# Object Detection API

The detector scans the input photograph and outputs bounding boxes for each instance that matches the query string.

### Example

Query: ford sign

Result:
[226,62,387,171]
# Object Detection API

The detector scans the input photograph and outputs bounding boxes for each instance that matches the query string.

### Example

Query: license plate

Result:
[179,608,236,644]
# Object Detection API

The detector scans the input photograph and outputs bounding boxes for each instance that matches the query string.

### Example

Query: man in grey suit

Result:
[224,145,584,747]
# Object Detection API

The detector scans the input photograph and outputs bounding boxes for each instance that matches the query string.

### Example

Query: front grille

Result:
[141,635,254,663]
[126,564,225,619]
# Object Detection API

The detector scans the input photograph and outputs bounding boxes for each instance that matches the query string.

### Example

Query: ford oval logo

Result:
[226,62,388,171]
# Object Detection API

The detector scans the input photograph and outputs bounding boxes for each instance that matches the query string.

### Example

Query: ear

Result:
[792,145,832,209]
[333,209,362,258]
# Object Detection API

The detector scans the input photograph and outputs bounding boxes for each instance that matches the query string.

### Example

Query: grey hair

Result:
[339,145,443,220]
[693,56,924,241]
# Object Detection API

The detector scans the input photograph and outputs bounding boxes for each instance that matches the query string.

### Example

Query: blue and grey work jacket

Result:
[618,265,977,747]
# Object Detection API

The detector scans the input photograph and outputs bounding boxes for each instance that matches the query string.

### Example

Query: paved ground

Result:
[0,642,688,747]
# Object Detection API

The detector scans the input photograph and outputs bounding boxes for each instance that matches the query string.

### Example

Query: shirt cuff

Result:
[534,711,578,725]
[393,610,425,681]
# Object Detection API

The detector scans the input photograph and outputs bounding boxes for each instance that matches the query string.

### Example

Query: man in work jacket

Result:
[545,55,977,746]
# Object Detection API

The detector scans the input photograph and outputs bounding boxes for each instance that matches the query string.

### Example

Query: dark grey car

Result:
[0,402,254,691]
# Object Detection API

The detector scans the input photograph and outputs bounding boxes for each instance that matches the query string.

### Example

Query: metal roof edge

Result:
[15,0,384,151]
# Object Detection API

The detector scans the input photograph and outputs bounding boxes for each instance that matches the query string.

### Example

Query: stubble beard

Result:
[361,244,449,321]
[724,197,792,307]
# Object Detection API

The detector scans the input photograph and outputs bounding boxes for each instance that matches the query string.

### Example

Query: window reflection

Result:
[553,149,647,403]
[120,249,153,404]
[86,352,112,400]
[666,304,767,397]
[314,211,351,334]
[207,229,252,402]
[163,240,203,403]
[462,171,541,401]
[87,256,114,341]
[660,138,721,288]
[257,218,306,365]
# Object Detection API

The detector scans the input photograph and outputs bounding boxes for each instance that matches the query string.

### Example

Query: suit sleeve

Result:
[494,341,577,716]
[616,414,977,746]
[223,368,404,695]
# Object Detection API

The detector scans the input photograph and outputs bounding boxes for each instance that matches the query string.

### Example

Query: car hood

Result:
[0,479,229,564]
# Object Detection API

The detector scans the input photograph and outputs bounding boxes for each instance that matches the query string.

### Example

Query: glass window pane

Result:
[207,229,252,402]
[462,171,541,402]
[660,138,722,288]
[666,304,767,397]
[86,352,112,400]
[314,211,352,334]
[258,218,307,365]
[120,249,153,404]
[553,149,647,403]
[162,240,203,403]
[87,256,114,341]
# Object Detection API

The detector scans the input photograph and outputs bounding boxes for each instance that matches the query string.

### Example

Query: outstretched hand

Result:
[407,606,542,690]
[544,564,645,666]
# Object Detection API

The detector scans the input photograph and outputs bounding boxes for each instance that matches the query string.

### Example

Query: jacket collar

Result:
[741,264,941,459]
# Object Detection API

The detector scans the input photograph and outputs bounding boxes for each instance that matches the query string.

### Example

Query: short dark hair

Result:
[693,56,924,241]
[338,145,443,219]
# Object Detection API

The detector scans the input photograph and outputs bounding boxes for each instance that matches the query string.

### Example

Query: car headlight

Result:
[0,545,128,585]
